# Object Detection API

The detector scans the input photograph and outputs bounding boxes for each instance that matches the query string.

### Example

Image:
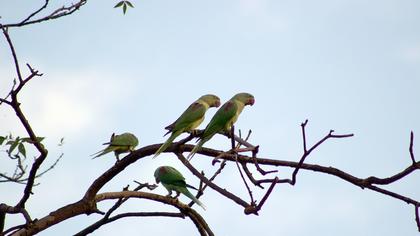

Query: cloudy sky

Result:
[1,0,419,235]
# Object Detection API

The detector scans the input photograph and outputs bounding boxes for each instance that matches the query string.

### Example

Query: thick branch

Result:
[76,182,157,234]
[6,137,419,234]
[12,199,92,236]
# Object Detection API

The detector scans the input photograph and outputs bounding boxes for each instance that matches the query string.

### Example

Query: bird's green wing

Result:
[157,166,187,187]
[187,100,238,160]
[155,102,207,157]
[171,102,207,133]
[202,100,238,139]
[108,133,139,147]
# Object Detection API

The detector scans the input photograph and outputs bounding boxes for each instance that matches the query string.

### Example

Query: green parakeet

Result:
[92,132,139,161]
[153,94,220,158]
[187,92,255,160]
[154,166,206,210]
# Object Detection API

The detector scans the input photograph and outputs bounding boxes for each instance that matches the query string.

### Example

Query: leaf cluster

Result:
[0,135,44,159]
[114,1,134,14]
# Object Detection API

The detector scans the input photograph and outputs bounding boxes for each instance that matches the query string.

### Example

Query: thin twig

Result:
[240,163,264,189]
[234,155,254,204]
[410,131,416,164]
[415,205,420,232]
[245,177,279,215]
[95,191,214,236]
[1,26,22,82]
[74,211,186,235]
[1,223,26,236]
[75,182,158,235]
[230,126,235,149]
[290,124,354,185]
[3,1,87,28]
[19,0,50,25]
[176,153,250,208]
[188,160,227,208]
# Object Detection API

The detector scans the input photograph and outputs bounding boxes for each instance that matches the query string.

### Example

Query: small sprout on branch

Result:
[114,1,134,14]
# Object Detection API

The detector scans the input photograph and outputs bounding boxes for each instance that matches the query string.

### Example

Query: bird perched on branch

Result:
[92,132,138,161]
[154,166,206,210]
[187,92,255,160]
[153,94,220,158]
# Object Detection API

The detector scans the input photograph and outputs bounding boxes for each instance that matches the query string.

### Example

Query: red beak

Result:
[248,98,255,106]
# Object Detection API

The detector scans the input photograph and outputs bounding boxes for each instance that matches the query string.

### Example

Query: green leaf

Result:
[36,137,45,143]
[0,136,5,145]
[114,1,124,8]
[8,139,19,154]
[123,3,127,14]
[6,140,14,145]
[125,1,134,8]
[21,137,44,144]
[21,137,32,142]
[18,143,26,158]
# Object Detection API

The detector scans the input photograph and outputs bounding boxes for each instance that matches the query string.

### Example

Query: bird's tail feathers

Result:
[153,131,179,159]
[183,189,206,210]
[187,139,205,161]
[91,147,113,159]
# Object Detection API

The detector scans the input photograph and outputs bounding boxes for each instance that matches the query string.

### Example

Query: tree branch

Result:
[95,191,214,236]
[74,212,185,236]
[75,182,157,235]
[5,124,418,234]
[1,26,22,82]
[415,205,420,232]
[410,131,416,164]
[2,1,87,28]
[175,152,251,209]
[19,0,50,25]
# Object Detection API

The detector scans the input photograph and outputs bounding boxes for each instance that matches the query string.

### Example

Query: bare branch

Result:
[75,182,158,235]
[19,0,50,25]
[188,160,226,208]
[410,131,416,164]
[0,98,12,106]
[176,152,250,209]
[290,123,354,185]
[240,163,265,189]
[245,177,278,215]
[95,191,214,236]
[74,212,185,236]
[301,119,308,152]
[0,203,32,226]
[234,155,255,204]
[1,26,23,82]
[415,205,420,232]
[3,1,87,28]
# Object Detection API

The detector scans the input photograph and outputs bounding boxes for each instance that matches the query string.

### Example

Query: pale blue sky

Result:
[1,0,419,235]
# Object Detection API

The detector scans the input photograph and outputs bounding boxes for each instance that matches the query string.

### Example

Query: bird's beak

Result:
[214,100,221,107]
[247,98,255,106]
